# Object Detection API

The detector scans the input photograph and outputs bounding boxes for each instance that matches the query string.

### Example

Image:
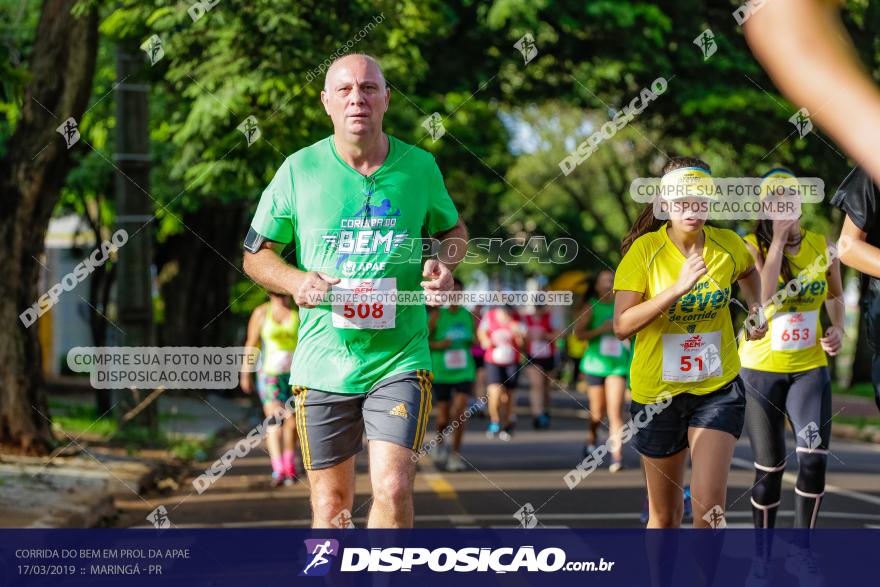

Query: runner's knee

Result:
[752,468,784,506]
[372,471,413,506]
[312,489,351,520]
[796,452,827,494]
[650,503,683,528]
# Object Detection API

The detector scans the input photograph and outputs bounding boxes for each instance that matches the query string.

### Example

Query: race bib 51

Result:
[662,331,722,383]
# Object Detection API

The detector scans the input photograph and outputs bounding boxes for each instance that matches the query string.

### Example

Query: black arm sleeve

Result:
[243,227,267,254]
[831,166,878,234]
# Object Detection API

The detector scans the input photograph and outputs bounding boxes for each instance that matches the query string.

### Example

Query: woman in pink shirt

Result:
[478,305,526,441]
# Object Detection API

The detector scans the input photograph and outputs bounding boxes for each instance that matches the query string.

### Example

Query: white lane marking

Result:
[732,457,880,508]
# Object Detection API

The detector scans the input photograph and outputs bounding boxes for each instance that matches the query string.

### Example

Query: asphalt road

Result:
[116,387,880,529]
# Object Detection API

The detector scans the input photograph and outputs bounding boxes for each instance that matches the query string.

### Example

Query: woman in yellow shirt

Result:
[240,292,300,487]
[739,168,845,529]
[614,157,767,528]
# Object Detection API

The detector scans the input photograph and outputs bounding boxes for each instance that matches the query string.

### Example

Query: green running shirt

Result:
[579,299,631,377]
[249,135,459,393]
[430,307,476,384]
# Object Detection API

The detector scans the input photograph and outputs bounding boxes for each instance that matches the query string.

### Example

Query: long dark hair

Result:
[754,168,802,283]
[621,156,712,255]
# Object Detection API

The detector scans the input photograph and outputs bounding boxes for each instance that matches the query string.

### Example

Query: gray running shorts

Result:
[293,369,433,470]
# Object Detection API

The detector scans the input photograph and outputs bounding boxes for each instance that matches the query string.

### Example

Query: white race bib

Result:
[491,345,516,365]
[662,331,723,383]
[443,349,468,370]
[331,278,396,330]
[528,340,552,359]
[771,310,818,351]
[598,335,622,357]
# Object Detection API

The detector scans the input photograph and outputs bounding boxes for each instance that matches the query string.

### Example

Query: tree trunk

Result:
[0,0,99,454]
[81,193,115,414]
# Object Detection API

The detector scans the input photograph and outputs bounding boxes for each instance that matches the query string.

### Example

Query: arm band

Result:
[243,227,267,253]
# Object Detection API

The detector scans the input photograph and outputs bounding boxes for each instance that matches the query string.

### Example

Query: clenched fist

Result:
[295,271,341,308]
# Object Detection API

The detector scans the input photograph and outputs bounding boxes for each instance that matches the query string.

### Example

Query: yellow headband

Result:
[759,170,800,201]
[659,167,716,200]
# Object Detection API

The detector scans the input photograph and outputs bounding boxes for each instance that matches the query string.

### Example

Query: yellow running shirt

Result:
[615,224,754,404]
[259,303,300,375]
[738,230,829,372]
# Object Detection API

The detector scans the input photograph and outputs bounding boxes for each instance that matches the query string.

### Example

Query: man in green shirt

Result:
[242,53,467,528]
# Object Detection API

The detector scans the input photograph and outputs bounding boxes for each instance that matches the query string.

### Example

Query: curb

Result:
[831,423,880,444]
[0,454,170,529]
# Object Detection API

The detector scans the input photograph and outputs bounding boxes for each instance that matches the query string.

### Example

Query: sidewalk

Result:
[831,393,880,443]
[0,392,253,528]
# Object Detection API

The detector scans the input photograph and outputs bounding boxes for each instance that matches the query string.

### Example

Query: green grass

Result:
[49,401,212,460]
[831,414,880,429]
[831,383,875,399]
[50,400,198,425]
[112,425,211,460]
[50,402,118,437]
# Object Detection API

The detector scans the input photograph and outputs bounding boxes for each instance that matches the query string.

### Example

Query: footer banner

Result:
[1,529,874,585]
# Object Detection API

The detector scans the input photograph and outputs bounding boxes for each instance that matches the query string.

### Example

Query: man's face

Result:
[321,57,390,140]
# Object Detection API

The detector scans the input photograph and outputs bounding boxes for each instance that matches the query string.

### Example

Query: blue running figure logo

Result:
[300,539,339,577]
[353,197,400,220]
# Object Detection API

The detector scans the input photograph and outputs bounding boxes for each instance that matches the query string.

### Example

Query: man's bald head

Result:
[323,54,386,92]
[320,53,391,143]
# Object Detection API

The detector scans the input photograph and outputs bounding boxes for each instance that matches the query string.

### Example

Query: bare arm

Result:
[745,239,780,307]
[422,217,469,305]
[575,304,612,341]
[824,251,846,330]
[839,215,880,278]
[820,241,846,356]
[434,216,468,271]
[477,322,491,350]
[583,321,612,341]
[745,0,880,185]
[427,309,451,350]
[243,241,339,307]
[613,253,707,340]
[737,266,762,310]
[239,305,266,393]
[242,242,301,295]
[737,266,768,341]
[613,288,681,341]
[573,305,592,340]
[513,322,527,348]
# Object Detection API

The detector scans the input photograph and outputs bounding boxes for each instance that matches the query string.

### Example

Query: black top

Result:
[831,166,879,246]
[832,165,880,350]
